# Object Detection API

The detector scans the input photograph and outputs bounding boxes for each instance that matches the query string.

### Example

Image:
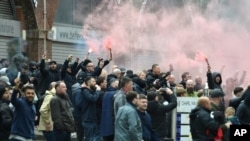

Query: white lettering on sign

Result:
[177,97,198,113]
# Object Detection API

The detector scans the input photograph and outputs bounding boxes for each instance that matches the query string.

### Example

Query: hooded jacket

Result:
[61,59,78,101]
[207,72,222,90]
[236,90,250,125]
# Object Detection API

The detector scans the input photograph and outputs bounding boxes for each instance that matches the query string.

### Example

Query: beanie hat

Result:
[77,72,87,84]
[210,88,224,98]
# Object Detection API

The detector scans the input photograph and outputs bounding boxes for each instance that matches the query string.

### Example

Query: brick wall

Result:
[13,0,58,61]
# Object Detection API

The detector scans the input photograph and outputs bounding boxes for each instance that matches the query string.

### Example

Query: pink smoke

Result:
[75,0,250,86]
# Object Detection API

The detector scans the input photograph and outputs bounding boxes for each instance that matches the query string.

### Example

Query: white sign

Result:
[180,137,192,141]
[50,25,85,44]
[177,97,198,113]
[0,19,21,37]
[180,125,191,136]
[180,113,190,124]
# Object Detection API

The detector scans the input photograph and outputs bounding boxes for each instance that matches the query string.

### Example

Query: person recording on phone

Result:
[146,88,177,140]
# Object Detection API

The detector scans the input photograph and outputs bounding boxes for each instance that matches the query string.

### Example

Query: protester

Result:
[194,75,204,91]
[186,79,198,97]
[113,76,133,116]
[236,87,250,125]
[76,76,101,141]
[9,78,36,141]
[0,85,13,141]
[179,72,190,89]
[146,64,161,90]
[229,86,245,111]
[37,54,60,98]
[133,71,147,94]
[50,81,75,141]
[96,76,108,140]
[107,68,121,84]
[61,54,78,102]
[166,74,177,89]
[38,82,56,141]
[147,88,177,140]
[114,91,142,141]
[225,107,240,125]
[137,94,160,141]
[100,78,119,141]
[0,58,9,69]
[27,61,40,91]
[189,96,231,141]
[72,72,87,141]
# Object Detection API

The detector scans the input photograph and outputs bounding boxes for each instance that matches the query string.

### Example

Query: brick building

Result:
[0,0,163,71]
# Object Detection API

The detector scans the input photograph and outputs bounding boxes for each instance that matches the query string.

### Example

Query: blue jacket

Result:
[100,87,117,136]
[76,88,100,122]
[137,110,160,141]
[72,83,82,119]
[10,90,36,139]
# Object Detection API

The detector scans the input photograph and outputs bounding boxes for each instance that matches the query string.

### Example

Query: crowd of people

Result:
[0,50,249,141]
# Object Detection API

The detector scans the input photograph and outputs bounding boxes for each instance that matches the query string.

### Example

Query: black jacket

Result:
[137,110,160,141]
[61,60,78,99]
[189,106,220,141]
[133,77,147,94]
[147,94,177,138]
[37,59,60,98]
[207,72,222,90]
[146,71,160,90]
[50,94,75,132]
[0,100,13,140]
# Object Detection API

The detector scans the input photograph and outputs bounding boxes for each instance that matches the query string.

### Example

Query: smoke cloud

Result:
[7,38,28,83]
[74,0,250,86]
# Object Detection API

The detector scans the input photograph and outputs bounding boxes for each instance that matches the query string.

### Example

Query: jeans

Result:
[82,121,101,141]
[75,118,84,141]
[53,129,71,141]
[42,131,55,141]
